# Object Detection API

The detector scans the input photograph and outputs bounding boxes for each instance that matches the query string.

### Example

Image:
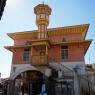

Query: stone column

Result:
[44,68,52,95]
[73,66,80,95]
[7,80,15,95]
[14,81,20,95]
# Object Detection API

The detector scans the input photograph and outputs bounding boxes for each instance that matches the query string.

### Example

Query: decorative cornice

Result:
[52,39,92,45]
[7,24,89,40]
[4,45,31,52]
[5,39,92,53]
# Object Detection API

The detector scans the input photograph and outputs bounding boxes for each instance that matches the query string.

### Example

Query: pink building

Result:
[5,4,91,95]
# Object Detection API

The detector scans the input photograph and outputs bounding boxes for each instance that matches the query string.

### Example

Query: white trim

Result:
[49,61,86,75]
[10,64,39,80]
[61,61,85,70]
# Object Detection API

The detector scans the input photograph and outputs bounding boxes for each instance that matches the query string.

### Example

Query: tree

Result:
[0,0,7,20]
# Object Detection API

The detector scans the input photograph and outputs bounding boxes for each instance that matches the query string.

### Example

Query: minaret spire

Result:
[34,4,52,39]
[43,1,44,5]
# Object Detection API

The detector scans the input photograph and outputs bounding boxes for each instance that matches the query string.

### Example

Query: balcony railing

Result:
[31,55,48,66]
[30,55,84,66]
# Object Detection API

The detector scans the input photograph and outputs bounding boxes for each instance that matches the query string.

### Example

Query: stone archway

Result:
[10,64,40,80]
[14,70,44,95]
[8,64,46,95]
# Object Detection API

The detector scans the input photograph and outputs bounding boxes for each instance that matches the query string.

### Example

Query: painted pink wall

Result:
[12,33,85,64]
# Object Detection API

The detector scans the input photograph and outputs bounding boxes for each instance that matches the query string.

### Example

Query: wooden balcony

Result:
[31,55,48,66]
[27,39,51,47]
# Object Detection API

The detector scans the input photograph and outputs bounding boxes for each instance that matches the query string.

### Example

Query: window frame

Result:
[23,49,30,61]
[61,45,68,61]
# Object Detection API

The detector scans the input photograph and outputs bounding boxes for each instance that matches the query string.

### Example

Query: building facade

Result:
[5,4,92,95]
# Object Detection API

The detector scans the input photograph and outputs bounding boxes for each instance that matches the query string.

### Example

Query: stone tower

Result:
[34,4,52,39]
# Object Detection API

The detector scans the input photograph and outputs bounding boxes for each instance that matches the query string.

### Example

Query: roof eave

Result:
[83,24,90,40]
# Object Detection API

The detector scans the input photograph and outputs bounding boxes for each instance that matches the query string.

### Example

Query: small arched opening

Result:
[62,38,66,42]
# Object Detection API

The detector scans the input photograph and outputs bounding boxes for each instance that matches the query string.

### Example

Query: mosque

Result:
[5,3,92,95]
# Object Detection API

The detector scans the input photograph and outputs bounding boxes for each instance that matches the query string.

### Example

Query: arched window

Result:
[62,38,66,42]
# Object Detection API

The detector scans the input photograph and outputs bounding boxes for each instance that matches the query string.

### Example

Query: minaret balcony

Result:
[27,39,51,50]
[30,55,48,66]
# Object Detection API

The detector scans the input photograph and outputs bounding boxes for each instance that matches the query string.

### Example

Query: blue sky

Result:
[0,0,95,78]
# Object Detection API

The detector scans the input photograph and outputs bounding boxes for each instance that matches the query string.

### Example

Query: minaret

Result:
[34,4,52,39]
